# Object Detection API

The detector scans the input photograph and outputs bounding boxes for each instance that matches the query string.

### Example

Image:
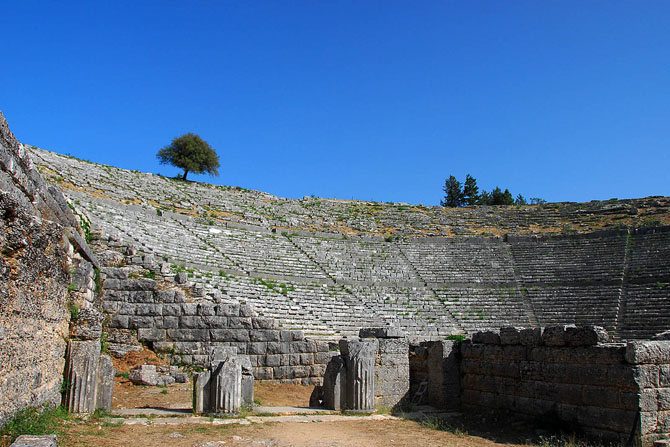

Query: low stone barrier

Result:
[460,326,670,446]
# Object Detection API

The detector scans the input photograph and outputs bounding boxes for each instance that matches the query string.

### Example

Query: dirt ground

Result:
[97,354,554,447]
[252,383,314,407]
[112,377,314,410]
[59,418,528,447]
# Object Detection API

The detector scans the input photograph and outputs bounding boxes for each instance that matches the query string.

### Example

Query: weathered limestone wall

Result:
[101,265,333,384]
[409,340,461,410]
[0,112,97,425]
[359,328,410,409]
[460,326,670,445]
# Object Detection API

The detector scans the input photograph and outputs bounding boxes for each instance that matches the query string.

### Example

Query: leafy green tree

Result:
[157,133,220,181]
[441,175,463,207]
[530,197,547,205]
[462,174,479,206]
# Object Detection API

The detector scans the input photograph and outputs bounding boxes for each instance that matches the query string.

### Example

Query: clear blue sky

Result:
[2,1,668,205]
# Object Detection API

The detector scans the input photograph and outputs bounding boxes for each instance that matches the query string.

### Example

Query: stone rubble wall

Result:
[100,263,334,384]
[459,326,670,445]
[0,112,99,426]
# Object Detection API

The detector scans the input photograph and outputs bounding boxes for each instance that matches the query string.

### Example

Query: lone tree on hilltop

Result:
[157,133,220,181]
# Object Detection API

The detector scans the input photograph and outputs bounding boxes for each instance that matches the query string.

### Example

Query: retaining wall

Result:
[100,266,334,384]
[458,327,670,445]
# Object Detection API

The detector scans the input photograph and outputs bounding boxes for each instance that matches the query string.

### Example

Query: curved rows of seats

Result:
[292,235,420,283]
[399,238,517,285]
[508,232,629,285]
[32,148,670,340]
[523,285,621,332]
[618,283,670,340]
[628,227,670,283]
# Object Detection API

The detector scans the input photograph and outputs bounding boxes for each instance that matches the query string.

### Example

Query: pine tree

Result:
[441,175,463,207]
[462,174,479,206]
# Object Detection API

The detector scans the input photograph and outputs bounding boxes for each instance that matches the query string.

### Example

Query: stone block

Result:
[565,326,610,346]
[175,272,188,284]
[661,365,670,387]
[128,315,155,329]
[322,355,346,411]
[519,328,542,346]
[180,315,204,329]
[166,329,210,342]
[161,316,179,329]
[197,304,216,316]
[542,326,570,346]
[626,341,670,365]
[253,367,273,380]
[290,340,316,353]
[70,308,103,341]
[96,354,114,411]
[252,317,277,329]
[239,304,255,317]
[359,327,405,339]
[280,330,304,342]
[249,330,280,342]
[137,328,165,342]
[156,290,175,303]
[129,364,159,386]
[634,365,661,389]
[472,331,501,345]
[135,303,162,316]
[210,329,250,342]
[228,317,252,329]
[9,435,58,447]
[499,327,521,345]
[265,354,281,367]
[201,315,229,329]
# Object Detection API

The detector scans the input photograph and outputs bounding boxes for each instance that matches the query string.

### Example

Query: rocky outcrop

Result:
[0,111,101,425]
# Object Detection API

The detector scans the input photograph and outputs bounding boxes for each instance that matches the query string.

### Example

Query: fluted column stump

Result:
[339,338,378,412]
[62,340,101,413]
[210,357,242,414]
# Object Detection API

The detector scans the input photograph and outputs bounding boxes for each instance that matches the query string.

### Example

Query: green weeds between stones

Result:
[0,405,69,443]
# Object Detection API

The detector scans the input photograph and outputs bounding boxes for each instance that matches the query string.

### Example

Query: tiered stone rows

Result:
[433,286,530,333]
[508,232,629,285]
[399,238,517,285]
[293,235,419,283]
[29,147,670,341]
[628,227,670,283]
[30,147,670,238]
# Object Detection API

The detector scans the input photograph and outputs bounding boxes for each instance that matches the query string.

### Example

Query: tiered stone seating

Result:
[508,232,628,285]
[628,227,670,283]
[618,283,670,339]
[523,285,620,331]
[399,238,517,285]
[28,147,670,340]
[189,224,328,279]
[293,235,419,283]
[433,286,530,332]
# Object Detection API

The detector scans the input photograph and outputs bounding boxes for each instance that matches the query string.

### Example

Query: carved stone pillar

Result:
[339,338,378,411]
[62,340,100,413]
[210,357,242,414]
